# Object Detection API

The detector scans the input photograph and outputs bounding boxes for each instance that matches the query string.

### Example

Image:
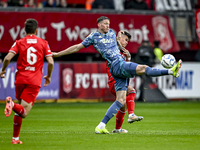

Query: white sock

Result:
[12,101,14,108]
[97,122,106,129]
[15,113,19,116]
[168,70,173,75]
[12,137,19,140]
[115,128,121,130]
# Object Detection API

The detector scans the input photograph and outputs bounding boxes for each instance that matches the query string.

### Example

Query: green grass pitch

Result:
[0,101,200,150]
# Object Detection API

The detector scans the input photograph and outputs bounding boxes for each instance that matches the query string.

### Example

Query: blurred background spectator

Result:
[9,0,24,6]
[67,0,84,8]
[18,0,24,6]
[92,0,114,9]
[0,0,8,7]
[43,0,56,7]
[153,40,163,63]
[134,40,155,67]
[57,0,67,8]
[85,0,94,10]
[24,0,35,7]
[124,0,149,10]
[145,0,154,10]
[113,0,124,11]
[195,49,200,61]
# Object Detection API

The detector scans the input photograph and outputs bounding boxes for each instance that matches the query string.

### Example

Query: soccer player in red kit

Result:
[106,31,143,133]
[0,18,54,144]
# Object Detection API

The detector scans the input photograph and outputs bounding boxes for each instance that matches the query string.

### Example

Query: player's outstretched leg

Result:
[170,59,182,78]
[128,114,144,123]
[144,59,182,77]
[4,96,13,117]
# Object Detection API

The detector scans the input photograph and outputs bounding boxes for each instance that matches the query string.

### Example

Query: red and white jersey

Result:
[9,34,52,87]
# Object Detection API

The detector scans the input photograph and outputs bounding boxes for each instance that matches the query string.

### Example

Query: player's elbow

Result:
[4,57,10,63]
[47,57,54,66]
[48,59,54,67]
[4,55,12,63]
[75,43,84,52]
[49,62,54,69]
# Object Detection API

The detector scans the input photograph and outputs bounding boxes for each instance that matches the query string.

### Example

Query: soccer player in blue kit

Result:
[53,16,182,134]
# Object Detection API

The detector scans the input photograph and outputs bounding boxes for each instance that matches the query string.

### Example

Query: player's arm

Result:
[121,48,131,62]
[0,52,15,78]
[116,38,131,62]
[43,56,54,87]
[53,43,85,57]
[116,30,125,41]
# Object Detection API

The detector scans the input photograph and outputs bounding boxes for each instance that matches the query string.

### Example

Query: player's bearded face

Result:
[100,19,110,33]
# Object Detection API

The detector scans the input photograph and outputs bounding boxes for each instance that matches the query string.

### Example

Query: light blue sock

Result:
[145,67,169,77]
[101,101,123,124]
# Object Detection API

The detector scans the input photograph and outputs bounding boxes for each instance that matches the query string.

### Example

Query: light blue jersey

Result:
[82,29,138,91]
[82,29,123,66]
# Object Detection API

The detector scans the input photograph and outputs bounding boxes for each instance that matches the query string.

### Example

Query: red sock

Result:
[115,110,126,129]
[13,115,22,137]
[13,103,25,117]
[126,91,136,115]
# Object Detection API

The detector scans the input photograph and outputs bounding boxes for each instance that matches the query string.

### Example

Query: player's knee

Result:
[117,98,126,105]
[120,104,126,112]
[127,86,135,93]
[21,111,29,118]
[21,115,27,118]
[136,65,148,75]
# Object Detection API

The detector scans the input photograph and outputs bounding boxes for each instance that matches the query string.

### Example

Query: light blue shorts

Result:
[110,59,138,91]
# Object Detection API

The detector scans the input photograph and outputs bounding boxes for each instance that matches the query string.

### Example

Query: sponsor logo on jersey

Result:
[25,66,35,71]
[100,38,114,44]
[27,39,37,44]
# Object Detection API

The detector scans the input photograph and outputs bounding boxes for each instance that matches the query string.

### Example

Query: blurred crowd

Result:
[0,0,155,10]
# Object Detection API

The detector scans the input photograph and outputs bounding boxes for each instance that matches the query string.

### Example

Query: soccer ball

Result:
[161,54,176,69]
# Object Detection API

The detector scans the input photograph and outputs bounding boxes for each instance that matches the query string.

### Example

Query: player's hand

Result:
[0,70,6,78]
[121,48,131,61]
[52,52,59,58]
[43,76,51,87]
[117,30,124,40]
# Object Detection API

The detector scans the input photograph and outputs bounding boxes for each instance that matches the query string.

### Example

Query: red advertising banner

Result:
[0,11,179,53]
[60,63,115,100]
